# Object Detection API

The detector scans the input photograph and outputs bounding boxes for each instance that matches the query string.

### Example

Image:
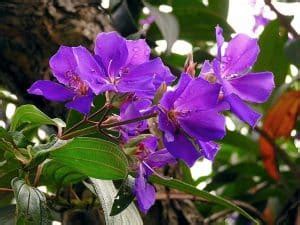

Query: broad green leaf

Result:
[11,178,51,225]
[208,0,229,19]
[148,0,234,44]
[284,39,300,65]
[88,178,142,225]
[110,176,135,216]
[50,137,128,180]
[253,20,289,85]
[40,160,86,187]
[10,105,65,132]
[145,3,179,52]
[150,176,260,224]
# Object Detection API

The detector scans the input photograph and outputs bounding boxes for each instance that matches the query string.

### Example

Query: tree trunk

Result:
[0,0,113,117]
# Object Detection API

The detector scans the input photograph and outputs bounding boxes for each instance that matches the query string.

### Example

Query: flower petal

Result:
[158,111,176,142]
[27,80,75,101]
[178,109,226,142]
[134,165,156,214]
[216,25,224,59]
[225,94,261,127]
[174,77,221,111]
[126,39,151,66]
[118,58,169,97]
[49,46,77,85]
[146,148,176,169]
[229,72,275,103]
[94,32,128,75]
[163,132,201,167]
[65,94,94,114]
[159,73,192,110]
[223,34,259,75]
[198,141,219,161]
[72,46,113,95]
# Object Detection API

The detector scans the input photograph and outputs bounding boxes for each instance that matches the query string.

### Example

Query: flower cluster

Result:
[28,27,274,213]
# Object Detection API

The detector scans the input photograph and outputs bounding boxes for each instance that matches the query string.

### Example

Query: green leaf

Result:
[88,178,142,225]
[11,178,51,225]
[40,160,86,188]
[145,3,179,52]
[150,176,260,224]
[10,105,65,132]
[284,39,300,65]
[50,137,128,180]
[154,0,233,44]
[0,152,20,188]
[253,20,289,85]
[110,176,135,216]
[208,0,229,19]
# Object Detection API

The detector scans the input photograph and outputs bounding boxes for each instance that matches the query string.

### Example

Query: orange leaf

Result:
[259,91,300,180]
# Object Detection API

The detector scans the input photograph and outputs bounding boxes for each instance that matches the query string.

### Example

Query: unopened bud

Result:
[184,53,197,76]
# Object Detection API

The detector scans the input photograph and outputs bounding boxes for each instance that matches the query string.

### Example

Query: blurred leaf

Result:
[110,176,135,216]
[148,0,234,44]
[50,137,128,180]
[10,105,65,132]
[208,0,229,19]
[259,91,300,180]
[150,176,259,224]
[253,20,289,85]
[40,160,86,188]
[11,178,51,225]
[88,178,142,225]
[0,205,16,225]
[0,152,19,188]
[145,3,179,52]
[284,39,300,65]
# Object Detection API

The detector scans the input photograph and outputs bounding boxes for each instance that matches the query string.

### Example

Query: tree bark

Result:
[0,0,113,117]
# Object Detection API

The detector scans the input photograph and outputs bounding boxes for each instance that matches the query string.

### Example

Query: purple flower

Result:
[133,136,175,213]
[253,8,269,32]
[119,97,152,141]
[73,32,175,98]
[158,73,226,167]
[200,26,274,127]
[28,46,94,114]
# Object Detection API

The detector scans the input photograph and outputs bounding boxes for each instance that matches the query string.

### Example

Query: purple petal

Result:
[158,111,176,142]
[118,59,169,97]
[134,165,156,214]
[28,80,75,101]
[72,46,113,95]
[141,136,158,153]
[174,77,221,111]
[198,141,220,161]
[159,73,192,110]
[146,148,176,169]
[94,32,128,75]
[216,25,224,59]
[49,46,77,85]
[225,94,261,127]
[178,109,226,142]
[228,72,275,103]
[65,94,94,114]
[199,60,213,78]
[163,132,201,167]
[126,39,150,66]
[223,34,259,75]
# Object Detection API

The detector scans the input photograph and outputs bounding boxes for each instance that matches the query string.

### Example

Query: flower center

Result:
[66,71,89,96]
[204,72,217,83]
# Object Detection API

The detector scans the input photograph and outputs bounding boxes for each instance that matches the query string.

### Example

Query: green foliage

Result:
[284,39,300,66]
[87,178,142,225]
[253,20,289,85]
[9,105,65,132]
[11,178,51,225]
[150,176,260,224]
[50,137,129,180]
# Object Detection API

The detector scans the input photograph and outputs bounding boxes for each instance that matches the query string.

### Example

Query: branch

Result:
[265,0,299,39]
